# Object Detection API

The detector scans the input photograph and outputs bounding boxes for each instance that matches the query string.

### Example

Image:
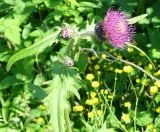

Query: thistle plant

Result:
[5,6,159,132]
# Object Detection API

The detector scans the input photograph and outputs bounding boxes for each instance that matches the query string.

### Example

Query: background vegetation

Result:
[0,0,160,132]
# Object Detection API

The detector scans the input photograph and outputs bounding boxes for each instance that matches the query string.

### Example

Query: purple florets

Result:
[61,25,73,39]
[103,9,134,48]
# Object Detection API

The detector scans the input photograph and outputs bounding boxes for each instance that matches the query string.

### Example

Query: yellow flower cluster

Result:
[127,47,134,53]
[136,78,141,83]
[73,105,84,112]
[156,106,160,114]
[91,56,96,61]
[38,104,46,110]
[146,124,156,132]
[121,113,130,123]
[86,74,94,81]
[88,111,94,118]
[90,91,97,98]
[36,117,45,124]
[150,86,158,96]
[102,54,107,59]
[154,80,160,87]
[124,101,131,108]
[94,65,100,70]
[91,81,100,88]
[115,68,123,74]
[97,110,103,116]
[87,110,103,118]
[123,65,133,73]
[85,98,99,105]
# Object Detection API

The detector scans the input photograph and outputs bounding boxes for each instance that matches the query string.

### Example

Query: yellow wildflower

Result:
[90,91,97,98]
[88,112,94,118]
[154,80,160,87]
[136,78,141,83]
[73,105,84,112]
[85,99,93,105]
[104,89,108,94]
[91,56,96,61]
[146,124,154,130]
[92,81,100,88]
[115,68,123,74]
[94,65,100,70]
[108,95,113,99]
[158,70,160,75]
[36,117,45,124]
[121,113,130,123]
[123,65,133,73]
[102,54,107,59]
[124,102,131,108]
[97,110,103,116]
[117,55,122,59]
[156,106,160,114]
[127,47,134,53]
[38,104,46,110]
[148,63,153,70]
[100,89,104,94]
[150,86,158,96]
[92,98,99,104]
[86,74,94,81]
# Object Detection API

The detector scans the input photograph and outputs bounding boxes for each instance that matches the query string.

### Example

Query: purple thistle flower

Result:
[102,9,134,48]
[61,25,73,39]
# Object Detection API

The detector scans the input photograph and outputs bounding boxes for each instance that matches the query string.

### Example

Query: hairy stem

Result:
[64,109,72,132]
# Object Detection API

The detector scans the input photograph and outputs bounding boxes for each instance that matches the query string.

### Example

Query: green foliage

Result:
[136,111,154,126]
[6,31,60,71]
[46,63,81,131]
[0,0,160,131]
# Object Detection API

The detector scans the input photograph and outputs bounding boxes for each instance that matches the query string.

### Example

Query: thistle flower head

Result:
[61,24,73,39]
[102,8,134,48]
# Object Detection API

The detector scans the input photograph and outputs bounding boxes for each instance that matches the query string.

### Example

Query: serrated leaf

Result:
[128,14,148,24]
[155,115,160,131]
[46,63,81,131]
[6,31,59,71]
[136,111,153,126]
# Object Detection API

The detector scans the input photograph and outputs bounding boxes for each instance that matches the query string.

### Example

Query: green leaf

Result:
[6,31,59,71]
[128,14,148,24]
[44,0,63,8]
[75,52,88,73]
[0,76,22,90]
[46,63,81,131]
[0,51,11,62]
[28,84,47,100]
[155,115,160,131]
[155,93,160,103]
[151,49,160,59]
[4,26,21,45]
[136,111,154,126]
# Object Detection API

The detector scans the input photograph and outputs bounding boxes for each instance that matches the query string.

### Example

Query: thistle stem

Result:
[105,51,159,81]
[64,109,72,132]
